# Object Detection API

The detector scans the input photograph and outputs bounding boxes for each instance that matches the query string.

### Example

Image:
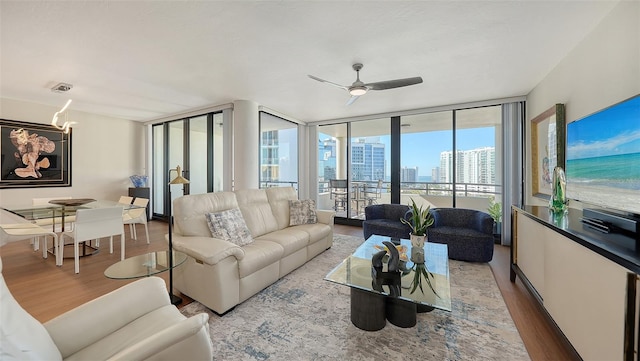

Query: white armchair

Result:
[0,256,213,360]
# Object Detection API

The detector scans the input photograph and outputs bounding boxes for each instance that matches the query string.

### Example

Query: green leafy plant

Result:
[400,198,434,236]
[410,263,438,296]
[487,196,502,223]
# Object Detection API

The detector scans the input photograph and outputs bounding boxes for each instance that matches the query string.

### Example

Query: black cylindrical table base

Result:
[386,298,417,328]
[351,288,386,331]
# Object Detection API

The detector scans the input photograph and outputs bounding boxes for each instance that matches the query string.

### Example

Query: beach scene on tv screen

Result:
[566,95,640,215]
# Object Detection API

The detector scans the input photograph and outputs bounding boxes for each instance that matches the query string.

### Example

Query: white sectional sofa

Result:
[170,187,335,314]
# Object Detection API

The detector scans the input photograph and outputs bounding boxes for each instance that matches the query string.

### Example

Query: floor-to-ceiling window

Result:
[350,118,389,219]
[317,123,348,216]
[152,112,224,219]
[259,112,299,190]
[400,111,454,210]
[316,104,504,225]
[454,106,502,210]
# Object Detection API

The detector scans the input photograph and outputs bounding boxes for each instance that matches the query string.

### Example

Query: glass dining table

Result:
[2,199,143,230]
[1,199,144,256]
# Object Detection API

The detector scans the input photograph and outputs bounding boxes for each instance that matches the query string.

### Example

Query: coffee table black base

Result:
[386,298,417,328]
[351,288,431,331]
[351,288,386,331]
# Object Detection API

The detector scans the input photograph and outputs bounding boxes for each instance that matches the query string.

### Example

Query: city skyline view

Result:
[384,126,496,178]
[318,126,497,182]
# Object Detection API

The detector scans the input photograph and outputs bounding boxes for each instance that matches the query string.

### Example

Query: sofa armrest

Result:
[169,234,245,265]
[106,313,211,361]
[316,209,335,226]
[44,277,170,358]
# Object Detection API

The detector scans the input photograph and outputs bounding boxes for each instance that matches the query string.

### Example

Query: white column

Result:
[233,100,259,190]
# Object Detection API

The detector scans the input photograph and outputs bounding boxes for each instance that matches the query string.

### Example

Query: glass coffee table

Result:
[325,235,451,330]
[104,251,187,279]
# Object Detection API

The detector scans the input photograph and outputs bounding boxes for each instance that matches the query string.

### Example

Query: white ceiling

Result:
[0,1,619,123]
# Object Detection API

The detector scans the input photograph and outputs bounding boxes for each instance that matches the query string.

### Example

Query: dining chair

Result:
[123,197,150,243]
[30,196,74,252]
[32,196,76,231]
[0,223,61,265]
[60,207,125,273]
[118,195,134,205]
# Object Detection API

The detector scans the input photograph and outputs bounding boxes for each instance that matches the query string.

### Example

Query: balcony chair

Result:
[0,257,213,360]
[329,179,348,211]
[363,179,383,205]
[60,207,125,274]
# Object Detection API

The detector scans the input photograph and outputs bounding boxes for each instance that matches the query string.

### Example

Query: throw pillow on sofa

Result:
[289,199,317,226]
[205,208,253,246]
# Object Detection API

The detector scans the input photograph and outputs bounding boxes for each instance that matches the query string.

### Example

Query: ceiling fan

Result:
[308,63,423,105]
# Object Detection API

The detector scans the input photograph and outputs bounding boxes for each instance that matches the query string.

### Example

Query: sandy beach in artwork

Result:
[567,181,640,215]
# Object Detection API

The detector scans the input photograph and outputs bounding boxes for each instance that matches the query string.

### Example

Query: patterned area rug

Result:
[180,234,530,361]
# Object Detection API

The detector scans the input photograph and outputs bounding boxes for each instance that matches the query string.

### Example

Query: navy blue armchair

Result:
[428,208,494,262]
[363,204,412,240]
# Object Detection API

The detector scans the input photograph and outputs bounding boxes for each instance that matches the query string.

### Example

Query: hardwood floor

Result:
[1,221,577,360]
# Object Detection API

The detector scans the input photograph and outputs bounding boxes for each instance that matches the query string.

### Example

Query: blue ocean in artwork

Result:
[566,152,640,190]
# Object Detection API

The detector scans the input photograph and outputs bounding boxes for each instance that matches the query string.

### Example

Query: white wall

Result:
[526,0,640,206]
[0,98,145,205]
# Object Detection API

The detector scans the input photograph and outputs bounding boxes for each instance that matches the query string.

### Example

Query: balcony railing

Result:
[260,181,298,190]
[319,180,501,198]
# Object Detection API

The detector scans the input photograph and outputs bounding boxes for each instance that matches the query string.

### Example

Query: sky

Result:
[396,127,496,175]
[319,126,497,177]
[566,95,640,160]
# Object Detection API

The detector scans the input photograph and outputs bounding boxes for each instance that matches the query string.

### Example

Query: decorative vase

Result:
[410,246,425,264]
[549,166,568,213]
[410,233,425,248]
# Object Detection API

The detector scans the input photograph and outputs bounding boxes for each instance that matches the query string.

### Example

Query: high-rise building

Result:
[351,137,385,181]
[401,166,418,182]
[439,147,496,189]
[317,136,386,184]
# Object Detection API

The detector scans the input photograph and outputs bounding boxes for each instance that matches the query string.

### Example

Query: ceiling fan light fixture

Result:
[349,86,367,96]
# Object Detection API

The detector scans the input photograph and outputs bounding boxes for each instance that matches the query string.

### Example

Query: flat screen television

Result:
[565,94,640,216]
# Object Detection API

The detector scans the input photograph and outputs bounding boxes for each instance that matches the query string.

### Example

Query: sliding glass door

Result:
[152,112,224,219]
[400,111,454,210]
[316,104,503,225]
[259,112,299,190]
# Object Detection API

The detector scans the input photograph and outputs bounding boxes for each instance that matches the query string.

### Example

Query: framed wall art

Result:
[0,119,71,188]
[530,104,565,199]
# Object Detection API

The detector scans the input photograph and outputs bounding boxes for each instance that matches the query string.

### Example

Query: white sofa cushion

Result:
[174,192,239,237]
[205,208,253,246]
[266,186,299,230]
[0,258,62,361]
[236,189,279,237]
[238,240,284,278]
[289,199,317,226]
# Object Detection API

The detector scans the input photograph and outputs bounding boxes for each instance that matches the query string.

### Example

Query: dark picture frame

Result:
[530,104,565,199]
[0,119,72,188]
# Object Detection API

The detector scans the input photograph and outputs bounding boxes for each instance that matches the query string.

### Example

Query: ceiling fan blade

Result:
[346,95,360,106]
[308,75,349,90]
[365,77,423,91]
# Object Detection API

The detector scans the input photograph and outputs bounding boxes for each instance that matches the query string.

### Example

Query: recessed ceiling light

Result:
[51,82,73,93]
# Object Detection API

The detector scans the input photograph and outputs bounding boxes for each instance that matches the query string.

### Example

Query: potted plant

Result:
[400,198,434,249]
[487,196,502,239]
[409,262,438,296]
